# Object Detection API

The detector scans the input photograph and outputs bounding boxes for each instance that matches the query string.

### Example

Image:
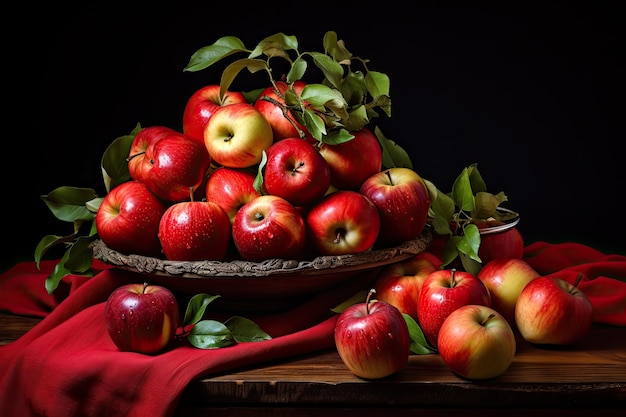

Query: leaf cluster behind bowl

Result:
[426,163,518,275]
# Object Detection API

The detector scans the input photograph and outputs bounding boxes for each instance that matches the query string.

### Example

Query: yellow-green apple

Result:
[95,180,167,257]
[127,125,180,182]
[515,276,593,345]
[254,80,312,142]
[334,290,410,379]
[359,167,431,247]
[305,190,381,256]
[204,102,273,168]
[182,84,246,146]
[438,304,516,380]
[477,257,540,326]
[373,252,441,321]
[232,194,306,261]
[128,128,211,202]
[478,224,525,264]
[262,137,331,206]
[158,198,231,261]
[417,268,491,349]
[104,282,180,354]
[318,127,382,190]
[204,166,261,224]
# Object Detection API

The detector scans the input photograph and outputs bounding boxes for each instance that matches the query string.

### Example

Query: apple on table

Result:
[360,167,431,248]
[515,275,593,345]
[417,268,491,350]
[438,304,516,380]
[477,257,540,326]
[104,282,180,354]
[373,252,441,322]
[182,84,246,146]
[95,180,168,258]
[262,137,331,207]
[334,289,410,379]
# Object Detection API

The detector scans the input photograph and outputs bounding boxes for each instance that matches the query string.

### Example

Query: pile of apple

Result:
[334,253,594,380]
[94,81,431,263]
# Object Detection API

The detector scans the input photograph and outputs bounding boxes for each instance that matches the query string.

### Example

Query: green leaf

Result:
[34,234,74,267]
[457,223,482,263]
[442,235,463,267]
[249,32,298,59]
[451,168,475,214]
[220,58,269,99]
[286,56,307,83]
[467,163,487,193]
[101,133,134,193]
[364,71,390,99]
[375,126,413,169]
[183,293,221,327]
[63,235,96,273]
[344,105,369,132]
[44,250,72,294]
[404,314,437,354]
[429,190,455,235]
[41,187,99,222]
[309,52,344,89]
[188,320,235,349]
[224,316,272,343]
[302,109,327,142]
[473,191,506,219]
[323,31,352,63]
[253,151,267,194]
[184,36,248,72]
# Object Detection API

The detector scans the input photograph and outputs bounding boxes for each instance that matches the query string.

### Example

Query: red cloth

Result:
[0,242,625,417]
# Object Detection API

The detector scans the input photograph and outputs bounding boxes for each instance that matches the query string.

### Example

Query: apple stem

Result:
[333,231,342,244]
[142,282,150,294]
[450,268,457,286]
[188,186,195,202]
[126,151,145,162]
[384,169,393,185]
[481,313,496,326]
[573,273,585,289]
[365,289,376,314]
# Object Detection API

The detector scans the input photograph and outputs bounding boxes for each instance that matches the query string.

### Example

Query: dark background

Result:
[3,1,624,272]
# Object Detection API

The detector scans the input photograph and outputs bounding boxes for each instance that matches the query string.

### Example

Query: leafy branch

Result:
[426,163,518,275]
[178,293,271,349]
[184,31,392,148]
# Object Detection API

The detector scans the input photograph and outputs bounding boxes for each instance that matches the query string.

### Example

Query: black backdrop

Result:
[3,2,624,271]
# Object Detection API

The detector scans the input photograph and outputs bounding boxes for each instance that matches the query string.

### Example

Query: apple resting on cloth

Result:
[104,282,180,354]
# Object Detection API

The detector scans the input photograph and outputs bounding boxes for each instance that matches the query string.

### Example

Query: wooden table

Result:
[1,313,624,416]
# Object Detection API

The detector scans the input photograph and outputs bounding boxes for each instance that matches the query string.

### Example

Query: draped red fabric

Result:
[1,242,625,417]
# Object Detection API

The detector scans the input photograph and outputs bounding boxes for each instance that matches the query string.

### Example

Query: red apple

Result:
[127,125,180,182]
[334,290,410,379]
[204,102,273,168]
[477,257,540,326]
[305,190,381,256]
[104,282,180,354]
[359,167,431,247]
[254,80,312,142]
[515,276,593,345]
[438,304,516,380]
[478,225,525,264]
[318,127,382,190]
[204,166,261,224]
[95,180,168,257]
[158,199,231,261]
[373,252,440,321]
[262,137,331,206]
[232,194,306,261]
[417,268,491,349]
[182,84,246,146]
